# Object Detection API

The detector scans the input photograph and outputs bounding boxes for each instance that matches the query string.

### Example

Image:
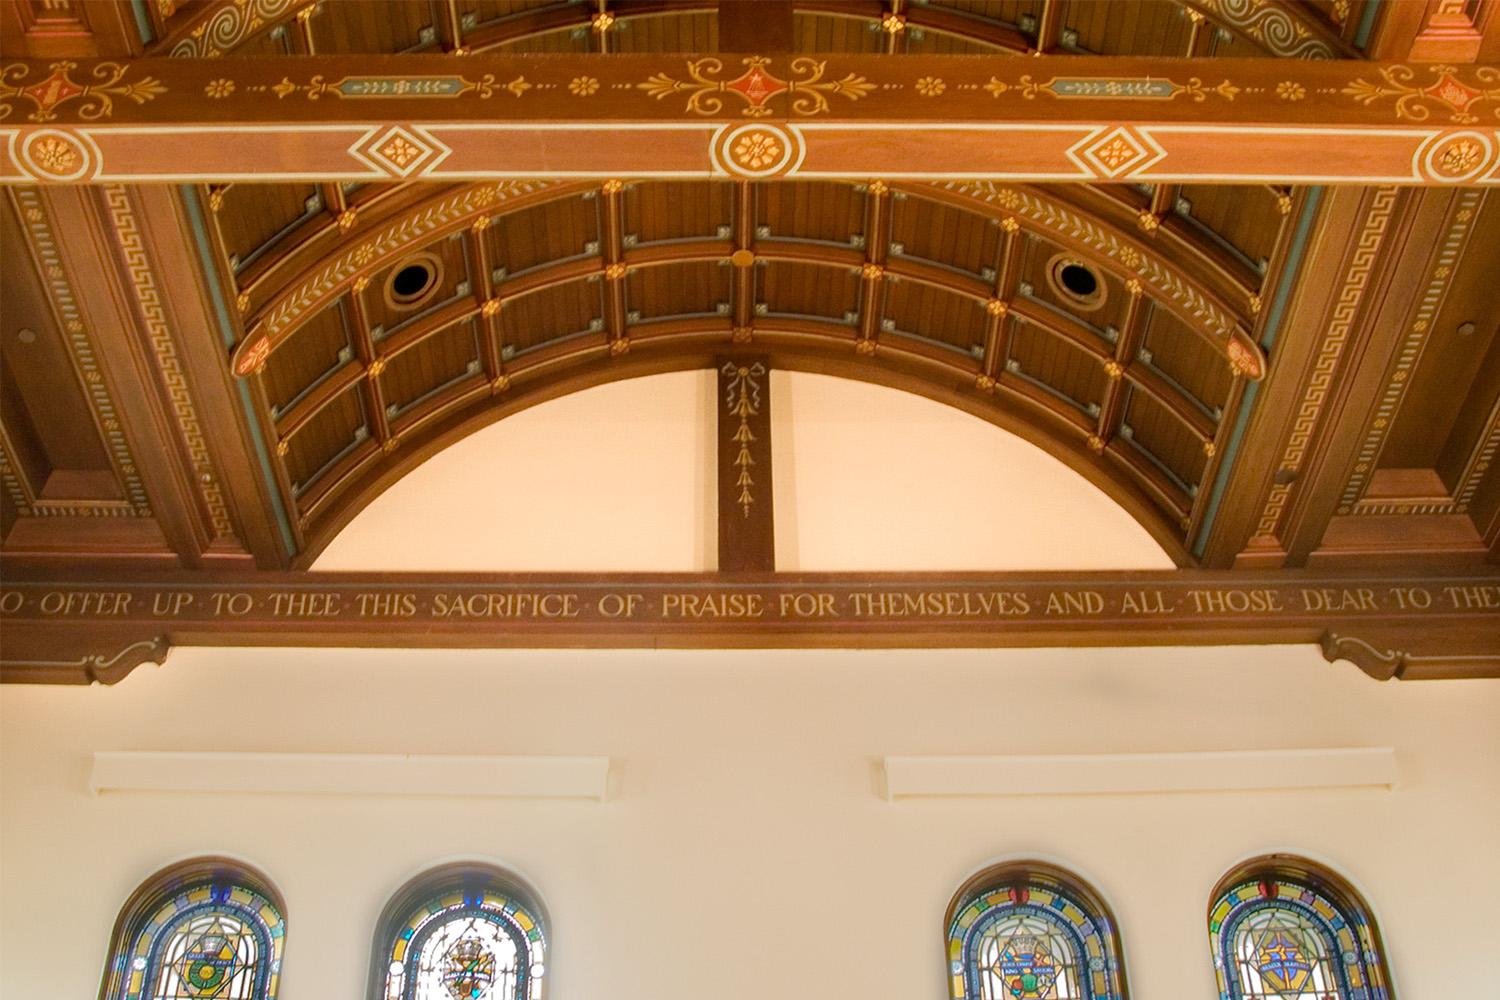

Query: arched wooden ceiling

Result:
[212,176,1294,564]
[147,0,1364,61]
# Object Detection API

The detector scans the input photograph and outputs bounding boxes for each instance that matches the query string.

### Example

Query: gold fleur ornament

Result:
[1275,81,1306,101]
[205,78,235,99]
[568,76,599,97]
[733,131,782,170]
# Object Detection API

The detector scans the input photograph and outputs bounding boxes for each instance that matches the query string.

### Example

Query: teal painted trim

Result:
[129,0,156,46]
[1259,187,1321,352]
[179,187,298,556]
[1191,187,1322,559]
[1355,0,1381,50]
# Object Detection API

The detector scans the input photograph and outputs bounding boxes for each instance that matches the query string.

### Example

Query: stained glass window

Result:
[372,864,547,1000]
[99,860,286,1000]
[946,861,1128,1000]
[1209,857,1393,1000]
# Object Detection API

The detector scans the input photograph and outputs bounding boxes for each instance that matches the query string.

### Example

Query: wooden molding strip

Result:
[89,751,612,800]
[880,748,1399,800]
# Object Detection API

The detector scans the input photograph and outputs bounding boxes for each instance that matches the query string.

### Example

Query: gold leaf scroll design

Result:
[169,0,300,58]
[1253,187,1398,542]
[0,61,167,122]
[1016,75,1240,102]
[935,182,1237,339]
[1343,65,1500,124]
[103,184,236,538]
[1190,0,1338,59]
[639,56,873,117]
[722,361,765,517]
[241,181,560,372]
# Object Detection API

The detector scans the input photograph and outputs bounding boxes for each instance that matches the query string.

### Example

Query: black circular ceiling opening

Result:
[384,252,443,311]
[1046,254,1106,312]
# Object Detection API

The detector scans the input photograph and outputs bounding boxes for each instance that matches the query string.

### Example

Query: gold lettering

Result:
[1442,585,1500,610]
[1044,591,1103,614]
[38,591,132,616]
[355,593,416,617]
[1388,586,1432,610]
[151,592,195,617]
[780,592,836,618]
[269,592,341,616]
[211,592,253,615]
[0,591,23,614]
[598,593,644,618]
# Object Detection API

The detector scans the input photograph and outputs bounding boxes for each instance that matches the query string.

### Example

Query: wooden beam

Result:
[3,568,1496,683]
[5,55,1500,184]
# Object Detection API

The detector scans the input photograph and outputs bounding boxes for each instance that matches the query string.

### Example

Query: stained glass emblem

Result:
[1250,917,1312,995]
[174,929,240,997]
[996,934,1058,999]
[441,938,496,1000]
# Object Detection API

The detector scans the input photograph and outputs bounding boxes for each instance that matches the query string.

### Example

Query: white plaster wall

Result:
[2,646,1498,1000]
[4,373,1495,1000]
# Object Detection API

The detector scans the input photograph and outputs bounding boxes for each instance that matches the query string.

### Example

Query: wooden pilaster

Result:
[717,355,774,572]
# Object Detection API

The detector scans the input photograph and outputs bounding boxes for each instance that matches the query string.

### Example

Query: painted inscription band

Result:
[3,575,1497,630]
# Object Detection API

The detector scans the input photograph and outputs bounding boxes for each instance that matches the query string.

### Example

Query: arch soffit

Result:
[223,176,1280,566]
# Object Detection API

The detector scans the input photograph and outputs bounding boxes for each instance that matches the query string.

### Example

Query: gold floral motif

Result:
[471,216,490,233]
[867,179,888,195]
[1440,140,1484,175]
[378,135,423,168]
[352,275,370,293]
[482,299,501,317]
[602,179,624,194]
[605,263,627,280]
[1136,210,1160,232]
[881,12,906,33]
[610,336,631,355]
[1125,278,1143,296]
[1091,136,1141,171]
[367,357,385,377]
[732,326,753,344]
[1086,434,1105,454]
[1275,81,1306,101]
[337,209,357,232]
[1,61,168,122]
[1203,440,1216,457]
[236,292,250,313]
[915,76,945,98]
[985,299,1007,317]
[205,78,235,98]
[569,76,599,97]
[975,373,996,391]
[1000,216,1020,232]
[1248,293,1261,314]
[592,11,615,31]
[208,188,225,212]
[276,438,289,456]
[1276,192,1293,214]
[30,135,79,175]
[984,77,1007,98]
[861,263,885,281]
[732,131,783,170]
[382,435,400,454]
[1104,360,1123,379]
[855,339,876,355]
[490,373,511,393]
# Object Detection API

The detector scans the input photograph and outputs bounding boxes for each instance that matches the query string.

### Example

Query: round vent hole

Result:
[383,252,444,311]
[1059,263,1098,298]
[392,264,433,299]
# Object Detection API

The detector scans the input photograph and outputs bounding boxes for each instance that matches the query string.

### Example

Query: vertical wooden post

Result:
[717,356,775,572]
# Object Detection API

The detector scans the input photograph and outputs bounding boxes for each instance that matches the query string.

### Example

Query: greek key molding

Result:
[102,184,235,539]
[1254,187,1399,541]
[1341,190,1482,514]
[7,187,150,516]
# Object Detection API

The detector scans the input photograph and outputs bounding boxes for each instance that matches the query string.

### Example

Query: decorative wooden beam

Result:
[719,0,793,53]
[4,55,1500,184]
[3,569,1496,683]
[716,355,774,571]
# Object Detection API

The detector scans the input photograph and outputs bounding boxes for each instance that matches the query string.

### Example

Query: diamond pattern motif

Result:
[1066,126,1167,179]
[350,126,450,178]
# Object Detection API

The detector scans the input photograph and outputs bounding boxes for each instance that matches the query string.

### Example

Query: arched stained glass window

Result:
[370,863,547,1000]
[945,861,1128,1000]
[99,858,286,1000]
[1209,856,1394,1000]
